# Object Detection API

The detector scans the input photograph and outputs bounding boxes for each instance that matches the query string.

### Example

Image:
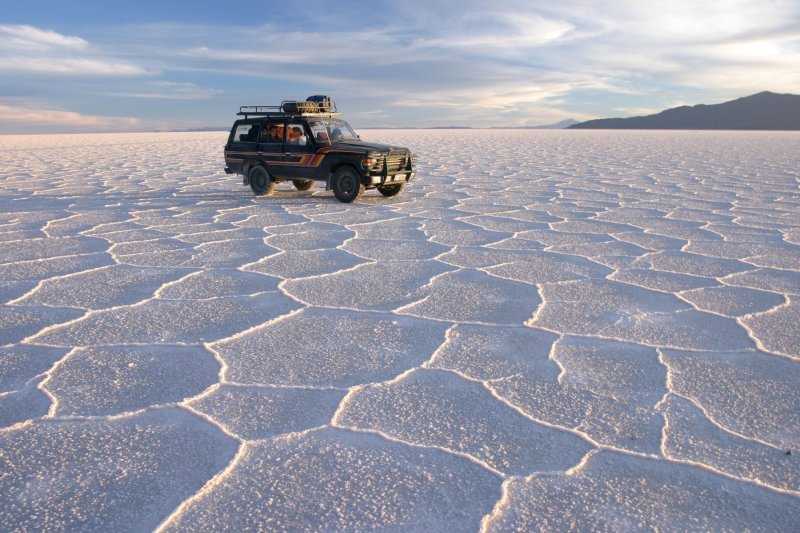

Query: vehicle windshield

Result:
[308,119,359,143]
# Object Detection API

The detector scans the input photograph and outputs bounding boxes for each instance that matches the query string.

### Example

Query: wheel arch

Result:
[249,164,275,196]
[326,161,364,190]
[243,160,261,184]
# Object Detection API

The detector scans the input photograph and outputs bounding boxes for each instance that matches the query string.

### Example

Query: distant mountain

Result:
[569,92,800,130]
[486,119,579,130]
[527,118,580,129]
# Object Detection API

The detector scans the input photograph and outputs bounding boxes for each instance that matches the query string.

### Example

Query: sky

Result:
[1,0,799,133]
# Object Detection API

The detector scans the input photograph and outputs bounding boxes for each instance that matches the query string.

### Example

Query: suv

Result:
[224,96,415,202]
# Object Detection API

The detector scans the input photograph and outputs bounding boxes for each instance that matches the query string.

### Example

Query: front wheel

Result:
[332,167,364,203]
[377,183,406,197]
[249,166,275,196]
[292,179,314,191]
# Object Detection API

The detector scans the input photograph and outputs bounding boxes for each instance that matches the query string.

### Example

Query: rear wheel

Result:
[332,167,364,203]
[249,166,275,196]
[292,179,314,191]
[377,183,406,197]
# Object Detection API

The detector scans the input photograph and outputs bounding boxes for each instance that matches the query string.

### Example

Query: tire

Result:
[377,183,406,197]
[332,167,364,203]
[292,179,314,191]
[249,166,275,196]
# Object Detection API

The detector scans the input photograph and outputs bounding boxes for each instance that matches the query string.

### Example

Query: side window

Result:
[286,123,307,146]
[308,121,329,143]
[259,123,285,144]
[233,124,259,143]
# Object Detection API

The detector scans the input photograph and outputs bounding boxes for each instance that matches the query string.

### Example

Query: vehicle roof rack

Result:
[237,100,340,118]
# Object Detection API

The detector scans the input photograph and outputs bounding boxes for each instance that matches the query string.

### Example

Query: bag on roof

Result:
[282,101,318,113]
[306,95,334,112]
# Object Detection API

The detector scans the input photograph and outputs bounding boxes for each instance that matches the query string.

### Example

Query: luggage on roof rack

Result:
[237,96,339,117]
[306,95,335,112]
[282,100,319,113]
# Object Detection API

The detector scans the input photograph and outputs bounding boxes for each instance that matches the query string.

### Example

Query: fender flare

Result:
[326,162,364,191]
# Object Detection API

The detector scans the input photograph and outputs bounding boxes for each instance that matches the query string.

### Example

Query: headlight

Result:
[361,152,379,168]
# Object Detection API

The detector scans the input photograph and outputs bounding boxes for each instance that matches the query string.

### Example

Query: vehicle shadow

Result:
[9,182,407,212]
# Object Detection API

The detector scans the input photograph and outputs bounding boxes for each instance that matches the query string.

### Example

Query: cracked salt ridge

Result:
[0,385,51,427]
[679,285,786,317]
[0,345,68,393]
[25,292,302,346]
[531,278,756,351]
[1,130,800,530]
[282,259,455,312]
[0,407,239,532]
[484,450,800,531]
[397,268,542,325]
[433,327,668,455]
[335,367,593,476]
[659,395,800,491]
[661,349,800,451]
[742,297,800,357]
[42,345,221,417]
[0,305,85,346]
[161,428,501,531]
[213,307,449,388]
[10,264,198,310]
[188,384,346,440]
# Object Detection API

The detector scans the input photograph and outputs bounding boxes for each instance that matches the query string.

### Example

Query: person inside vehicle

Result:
[267,125,283,143]
[287,126,305,145]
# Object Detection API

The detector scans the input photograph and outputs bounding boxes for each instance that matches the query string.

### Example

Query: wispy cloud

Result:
[0,102,140,133]
[107,81,223,100]
[0,24,88,50]
[539,0,800,98]
[0,24,150,76]
[0,57,149,76]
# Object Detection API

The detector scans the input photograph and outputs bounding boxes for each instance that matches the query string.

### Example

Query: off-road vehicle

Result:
[224,96,415,202]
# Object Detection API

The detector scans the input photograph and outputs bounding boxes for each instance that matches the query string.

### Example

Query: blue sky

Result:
[1,0,798,133]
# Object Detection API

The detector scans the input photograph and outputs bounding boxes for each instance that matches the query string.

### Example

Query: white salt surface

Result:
[0,130,798,530]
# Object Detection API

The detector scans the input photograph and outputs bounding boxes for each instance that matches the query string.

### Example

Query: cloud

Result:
[0,24,88,50]
[140,1,798,114]
[0,24,150,76]
[537,0,800,97]
[0,102,140,133]
[108,81,224,100]
[0,57,149,76]
[413,12,576,53]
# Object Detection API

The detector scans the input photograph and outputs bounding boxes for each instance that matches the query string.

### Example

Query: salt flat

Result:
[1,130,799,530]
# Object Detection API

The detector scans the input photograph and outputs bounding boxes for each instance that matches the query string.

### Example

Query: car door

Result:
[279,122,317,180]
[256,120,287,177]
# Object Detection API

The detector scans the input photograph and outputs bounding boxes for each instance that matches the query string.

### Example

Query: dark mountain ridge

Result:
[569,91,800,130]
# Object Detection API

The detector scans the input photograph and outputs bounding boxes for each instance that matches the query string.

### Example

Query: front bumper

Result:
[367,170,416,186]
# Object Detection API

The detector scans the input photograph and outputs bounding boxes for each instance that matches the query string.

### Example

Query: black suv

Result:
[224,96,415,202]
